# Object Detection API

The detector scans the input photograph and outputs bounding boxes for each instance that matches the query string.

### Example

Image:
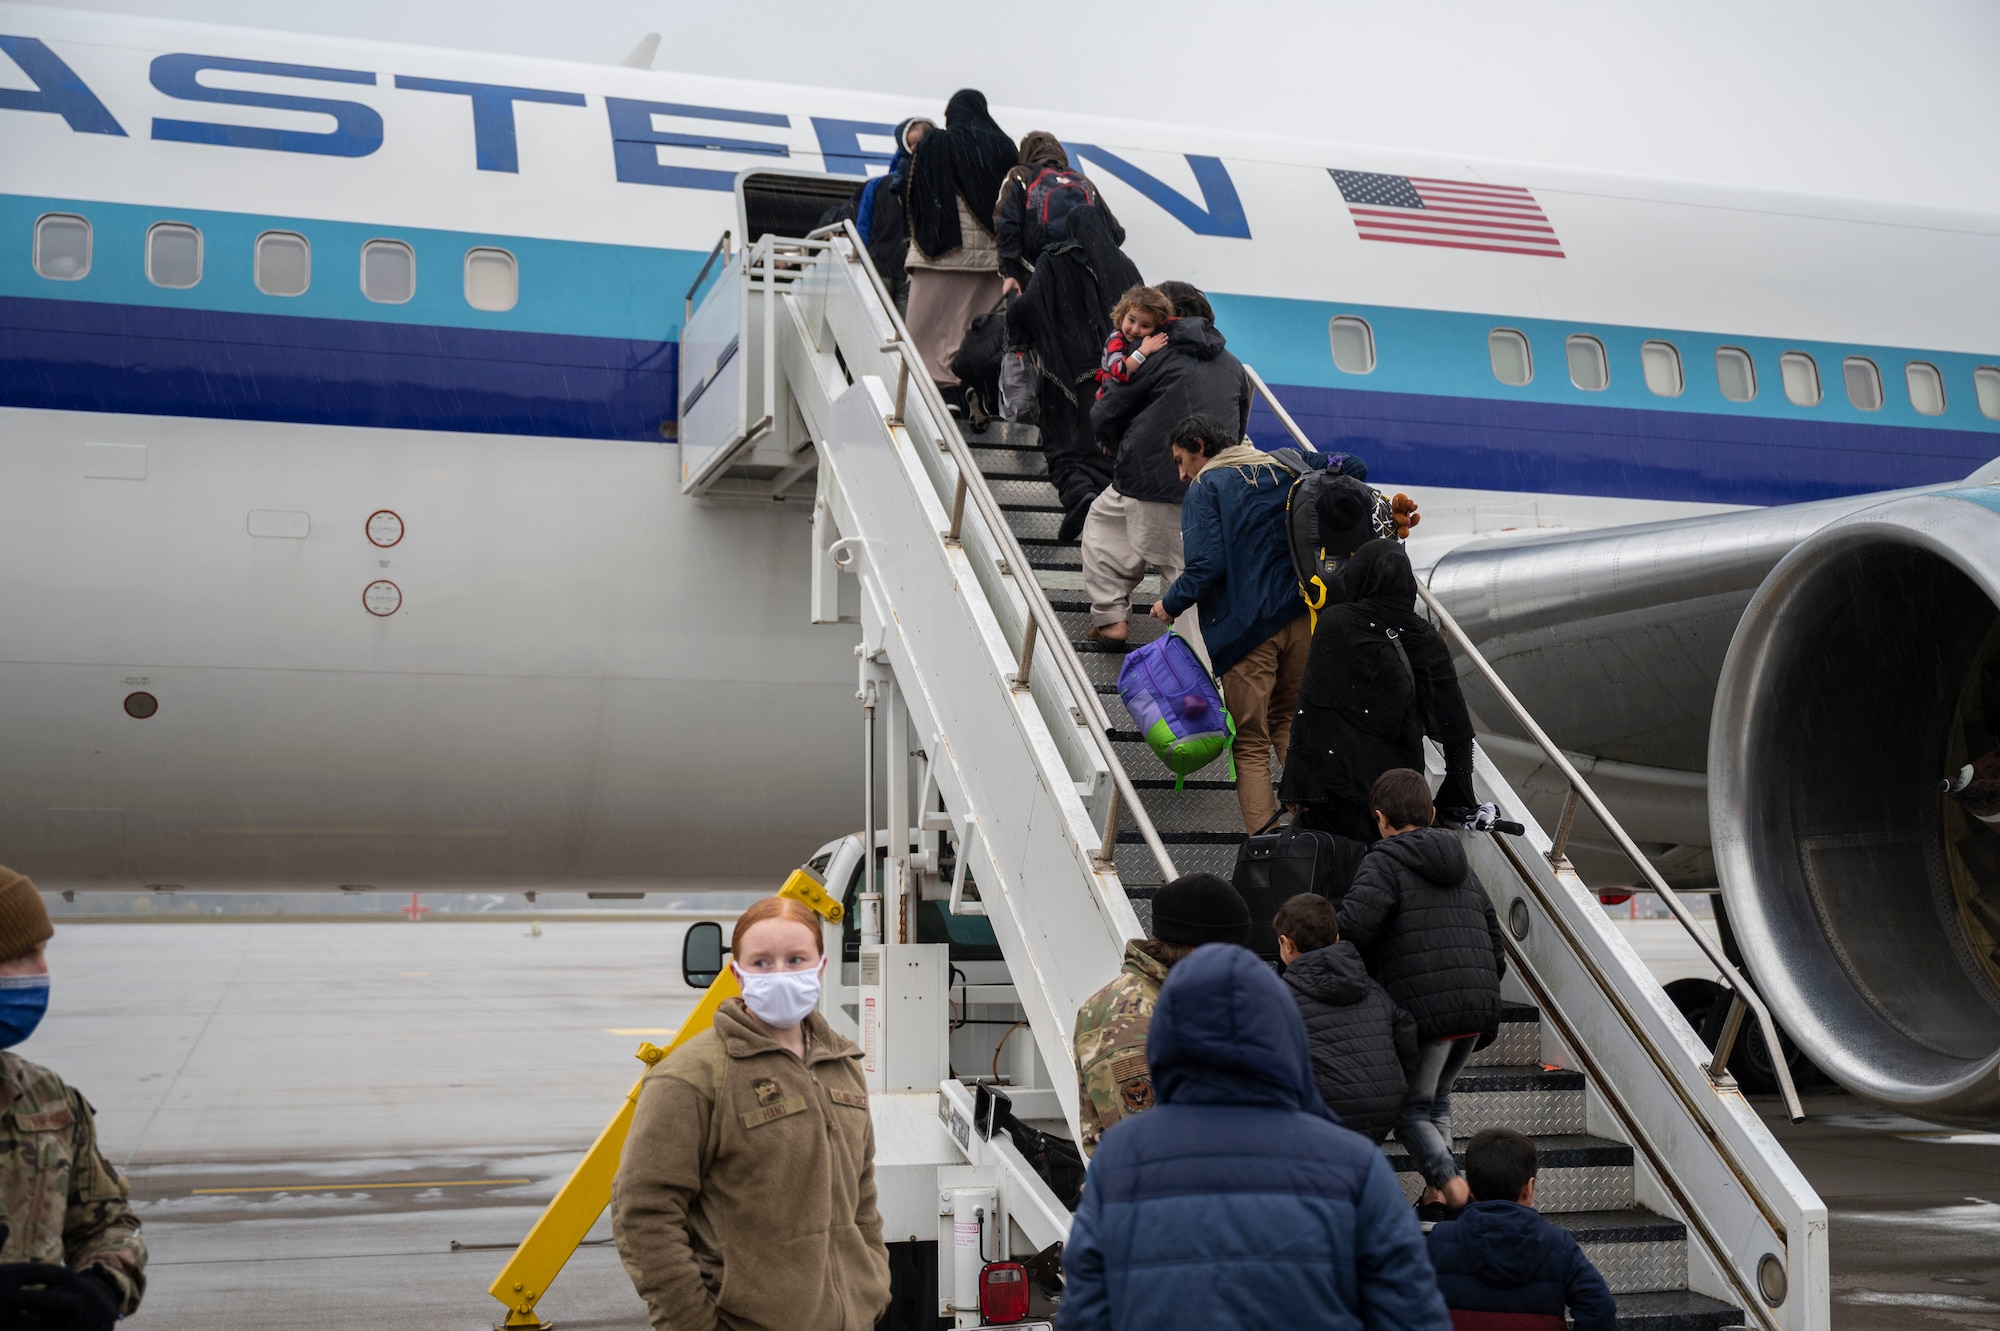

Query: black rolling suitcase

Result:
[1232,813,1368,960]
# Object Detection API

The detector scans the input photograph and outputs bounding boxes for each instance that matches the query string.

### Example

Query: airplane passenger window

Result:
[1843,356,1883,411]
[1906,362,1946,416]
[33,214,91,281]
[146,223,202,289]
[1565,335,1607,391]
[1640,341,1682,397]
[362,240,415,304]
[1976,367,2000,421]
[1328,317,1375,374]
[1780,352,1821,406]
[464,248,518,313]
[1715,347,1756,402]
[1488,329,1532,386]
[255,232,310,297]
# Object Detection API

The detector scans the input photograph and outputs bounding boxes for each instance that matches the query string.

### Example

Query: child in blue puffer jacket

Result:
[1426,1129,1616,1331]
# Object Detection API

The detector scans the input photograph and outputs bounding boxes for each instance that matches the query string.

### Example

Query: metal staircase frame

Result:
[696,221,1173,1141]
[678,187,1828,1329]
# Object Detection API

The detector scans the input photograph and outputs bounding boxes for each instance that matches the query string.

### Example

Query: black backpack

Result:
[1232,812,1369,960]
[1278,460,1398,629]
[1023,166,1098,243]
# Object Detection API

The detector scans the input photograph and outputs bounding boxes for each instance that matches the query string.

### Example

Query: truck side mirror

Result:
[682,920,726,989]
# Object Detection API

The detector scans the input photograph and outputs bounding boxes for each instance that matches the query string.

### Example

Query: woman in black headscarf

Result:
[993,131,1123,295]
[1004,203,1141,526]
[1279,528,1477,843]
[903,90,1016,391]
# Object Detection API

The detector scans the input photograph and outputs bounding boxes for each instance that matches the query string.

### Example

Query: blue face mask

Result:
[0,975,50,1048]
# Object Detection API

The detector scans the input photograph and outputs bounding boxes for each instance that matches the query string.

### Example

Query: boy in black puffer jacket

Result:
[1427,1129,1616,1331]
[1339,768,1506,1220]
[1275,894,1418,1145]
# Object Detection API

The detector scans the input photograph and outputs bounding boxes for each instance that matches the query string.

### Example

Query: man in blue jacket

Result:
[1426,1129,1616,1331]
[1060,944,1450,1331]
[1149,413,1367,832]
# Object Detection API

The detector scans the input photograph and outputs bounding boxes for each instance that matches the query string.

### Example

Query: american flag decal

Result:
[1330,170,1565,258]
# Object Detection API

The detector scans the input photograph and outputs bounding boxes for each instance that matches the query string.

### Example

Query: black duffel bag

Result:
[1231,813,1369,959]
[950,297,1009,427]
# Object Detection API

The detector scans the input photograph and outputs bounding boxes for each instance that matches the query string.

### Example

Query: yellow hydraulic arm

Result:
[488,868,844,1329]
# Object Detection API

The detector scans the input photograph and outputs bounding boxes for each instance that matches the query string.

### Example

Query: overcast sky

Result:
[55,1,2000,216]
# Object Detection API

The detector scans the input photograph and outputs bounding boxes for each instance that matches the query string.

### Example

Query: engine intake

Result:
[1711,489,2000,1126]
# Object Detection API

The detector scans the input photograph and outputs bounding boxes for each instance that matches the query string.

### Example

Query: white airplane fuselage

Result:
[4,5,1998,891]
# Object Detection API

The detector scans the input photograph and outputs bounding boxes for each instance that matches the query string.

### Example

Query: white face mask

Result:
[733,958,824,1029]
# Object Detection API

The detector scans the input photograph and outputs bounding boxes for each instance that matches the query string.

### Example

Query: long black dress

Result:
[1003,204,1140,515]
[1279,539,1477,836]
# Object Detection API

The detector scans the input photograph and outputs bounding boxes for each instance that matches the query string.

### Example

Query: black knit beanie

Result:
[1150,873,1251,947]
[1315,475,1381,559]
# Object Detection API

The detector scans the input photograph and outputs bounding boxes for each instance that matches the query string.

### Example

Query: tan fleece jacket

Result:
[612,999,891,1331]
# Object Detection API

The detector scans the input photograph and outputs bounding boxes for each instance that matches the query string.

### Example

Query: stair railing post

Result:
[1096,783,1123,867]
[1708,990,1750,1079]
[1547,788,1581,871]
[946,472,968,545]
[1012,618,1039,690]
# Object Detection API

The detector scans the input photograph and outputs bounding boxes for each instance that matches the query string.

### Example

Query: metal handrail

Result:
[769,221,1178,884]
[684,230,732,325]
[1242,371,1806,1123]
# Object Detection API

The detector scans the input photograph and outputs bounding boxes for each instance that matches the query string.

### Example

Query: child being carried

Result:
[1096,285,1174,398]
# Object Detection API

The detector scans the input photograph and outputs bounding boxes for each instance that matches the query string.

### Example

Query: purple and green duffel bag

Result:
[1116,631,1235,790]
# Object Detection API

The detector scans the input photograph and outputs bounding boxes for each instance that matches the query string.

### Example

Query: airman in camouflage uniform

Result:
[0,865,145,1323]
[1071,874,1251,1155]
[1074,941,1172,1152]
[0,1051,147,1314]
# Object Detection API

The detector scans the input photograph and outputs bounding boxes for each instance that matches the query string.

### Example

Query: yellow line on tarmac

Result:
[191,1178,532,1195]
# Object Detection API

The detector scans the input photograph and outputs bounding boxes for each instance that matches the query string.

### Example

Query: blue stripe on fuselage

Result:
[0,293,675,441]
[1245,383,1996,506]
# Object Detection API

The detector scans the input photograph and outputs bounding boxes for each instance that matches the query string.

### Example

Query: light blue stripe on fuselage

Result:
[1213,293,2000,435]
[0,193,701,342]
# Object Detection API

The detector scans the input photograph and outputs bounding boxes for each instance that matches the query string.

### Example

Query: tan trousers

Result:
[1220,615,1313,833]
[1080,487,1207,659]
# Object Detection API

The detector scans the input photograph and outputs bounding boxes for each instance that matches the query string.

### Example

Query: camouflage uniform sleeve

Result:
[62,1087,145,1315]
[1073,996,1110,1155]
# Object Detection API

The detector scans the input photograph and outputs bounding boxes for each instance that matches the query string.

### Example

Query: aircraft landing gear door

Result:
[858,943,949,1092]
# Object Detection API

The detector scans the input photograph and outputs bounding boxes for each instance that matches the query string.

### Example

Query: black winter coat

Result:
[1278,538,1477,814]
[1338,828,1505,1042]
[1282,941,1418,1145]
[1090,316,1251,504]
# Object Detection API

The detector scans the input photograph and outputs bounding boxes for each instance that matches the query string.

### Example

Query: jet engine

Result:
[1711,488,2000,1127]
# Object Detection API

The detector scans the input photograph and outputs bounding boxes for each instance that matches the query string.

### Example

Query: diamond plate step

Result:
[1445,1065,1588,1137]
[969,445,1050,479]
[1548,1210,1689,1295]
[1115,841,1241,891]
[990,477,1062,509]
[1606,1289,1744,1331]
[1387,1134,1635,1211]
[1024,544,1085,571]
[1473,1004,1542,1067]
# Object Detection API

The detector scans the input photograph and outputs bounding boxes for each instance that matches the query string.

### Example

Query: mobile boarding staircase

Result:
[677,171,1826,1330]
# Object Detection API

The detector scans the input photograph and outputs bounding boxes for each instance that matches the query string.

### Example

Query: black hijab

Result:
[906,90,1016,258]
[1004,203,1143,392]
